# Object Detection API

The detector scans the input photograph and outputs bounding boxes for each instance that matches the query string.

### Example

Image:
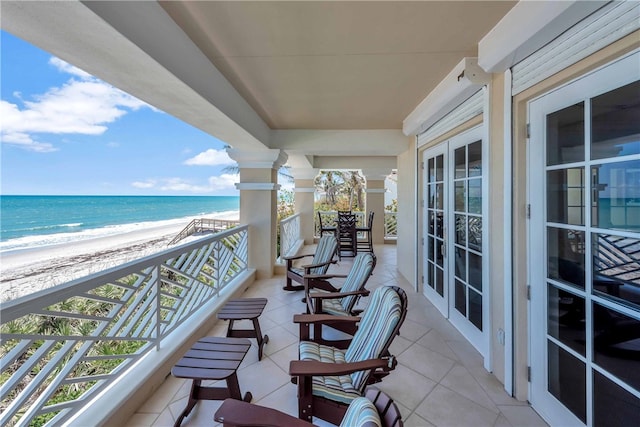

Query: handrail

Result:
[168,218,239,245]
[278,213,301,260]
[0,225,249,427]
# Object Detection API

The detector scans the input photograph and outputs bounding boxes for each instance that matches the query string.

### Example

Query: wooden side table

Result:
[171,337,251,427]
[217,298,269,360]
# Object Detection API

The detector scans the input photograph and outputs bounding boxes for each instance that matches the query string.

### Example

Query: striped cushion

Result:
[346,287,402,390]
[299,341,360,404]
[339,252,375,311]
[310,235,338,275]
[321,297,348,316]
[340,397,382,427]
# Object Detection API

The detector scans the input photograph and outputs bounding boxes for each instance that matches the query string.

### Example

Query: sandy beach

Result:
[0,212,239,302]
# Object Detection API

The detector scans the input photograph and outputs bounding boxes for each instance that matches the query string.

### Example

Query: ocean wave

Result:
[0,211,239,254]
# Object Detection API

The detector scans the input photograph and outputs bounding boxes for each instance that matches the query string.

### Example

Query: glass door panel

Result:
[529,52,640,427]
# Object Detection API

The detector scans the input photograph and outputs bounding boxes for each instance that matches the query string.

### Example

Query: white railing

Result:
[278,213,301,260]
[385,212,398,238]
[315,211,398,238]
[0,226,249,427]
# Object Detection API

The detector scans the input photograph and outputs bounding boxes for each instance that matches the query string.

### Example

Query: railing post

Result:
[156,263,162,351]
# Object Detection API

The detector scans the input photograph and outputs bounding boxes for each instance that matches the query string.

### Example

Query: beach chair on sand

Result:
[283,235,338,291]
[290,286,407,425]
[214,387,403,427]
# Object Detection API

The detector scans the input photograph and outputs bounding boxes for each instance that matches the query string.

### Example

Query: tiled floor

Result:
[126,245,547,427]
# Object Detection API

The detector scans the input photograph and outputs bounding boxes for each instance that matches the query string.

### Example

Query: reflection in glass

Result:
[436,239,444,266]
[548,340,587,423]
[436,183,444,209]
[435,212,444,238]
[455,214,466,245]
[591,80,640,160]
[591,160,640,231]
[547,102,585,166]
[428,262,434,291]
[455,280,466,316]
[469,252,482,291]
[428,158,435,181]
[593,370,640,427]
[428,236,434,262]
[593,303,640,390]
[455,246,466,281]
[547,168,585,225]
[547,284,585,355]
[468,216,482,252]
[547,227,585,289]
[469,289,482,330]
[455,146,466,179]
[592,233,640,309]
[468,179,482,214]
[436,155,444,181]
[436,266,444,296]
[455,181,466,211]
[429,184,435,208]
[428,211,434,235]
[468,141,482,177]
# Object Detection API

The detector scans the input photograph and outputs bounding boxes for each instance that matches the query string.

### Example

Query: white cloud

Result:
[1,58,150,152]
[131,180,157,189]
[184,149,236,166]
[131,174,239,194]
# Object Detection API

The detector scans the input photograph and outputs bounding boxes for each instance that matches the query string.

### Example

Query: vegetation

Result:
[314,170,366,212]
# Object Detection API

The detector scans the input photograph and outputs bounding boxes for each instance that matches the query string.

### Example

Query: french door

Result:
[528,51,640,427]
[422,126,488,357]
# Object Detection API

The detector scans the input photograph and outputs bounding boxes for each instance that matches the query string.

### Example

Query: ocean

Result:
[0,195,239,253]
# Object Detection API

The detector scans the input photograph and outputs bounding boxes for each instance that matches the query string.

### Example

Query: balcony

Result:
[2,229,545,427]
[125,246,544,427]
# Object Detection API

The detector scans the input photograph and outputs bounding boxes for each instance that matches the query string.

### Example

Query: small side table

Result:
[217,298,269,360]
[171,337,251,427]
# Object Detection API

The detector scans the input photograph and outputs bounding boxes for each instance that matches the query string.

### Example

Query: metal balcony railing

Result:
[0,226,248,427]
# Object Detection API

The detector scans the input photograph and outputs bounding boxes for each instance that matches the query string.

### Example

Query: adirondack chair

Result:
[283,235,338,291]
[290,286,408,425]
[304,252,376,340]
[214,387,403,427]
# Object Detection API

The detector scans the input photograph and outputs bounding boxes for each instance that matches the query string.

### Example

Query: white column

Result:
[361,169,391,245]
[290,168,319,245]
[227,148,288,279]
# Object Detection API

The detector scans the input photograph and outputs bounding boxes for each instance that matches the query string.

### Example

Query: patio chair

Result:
[337,211,357,258]
[356,211,375,254]
[304,252,377,340]
[283,234,338,291]
[214,387,403,427]
[290,285,408,425]
[317,211,337,237]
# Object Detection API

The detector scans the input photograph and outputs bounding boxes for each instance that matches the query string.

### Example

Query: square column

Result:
[227,148,287,279]
[291,168,319,245]
[362,169,391,245]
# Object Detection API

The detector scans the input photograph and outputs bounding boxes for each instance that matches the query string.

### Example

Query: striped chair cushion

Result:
[340,397,382,427]
[321,297,348,316]
[346,287,402,390]
[339,252,375,311]
[299,341,361,404]
[310,235,338,275]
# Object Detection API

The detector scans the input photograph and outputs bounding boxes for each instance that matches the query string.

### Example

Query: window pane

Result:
[469,252,482,291]
[455,181,466,211]
[593,303,640,391]
[455,214,466,245]
[468,216,482,252]
[468,178,482,214]
[548,284,585,356]
[547,102,585,166]
[455,146,466,179]
[593,370,640,427]
[548,340,587,423]
[436,266,444,296]
[469,289,482,330]
[591,160,640,231]
[455,246,466,281]
[436,154,444,181]
[592,233,640,310]
[455,279,466,316]
[468,141,482,177]
[547,168,584,225]
[436,183,444,209]
[547,227,585,289]
[591,80,640,160]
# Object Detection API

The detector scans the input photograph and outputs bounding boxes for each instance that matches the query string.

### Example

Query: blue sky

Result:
[1,31,241,196]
